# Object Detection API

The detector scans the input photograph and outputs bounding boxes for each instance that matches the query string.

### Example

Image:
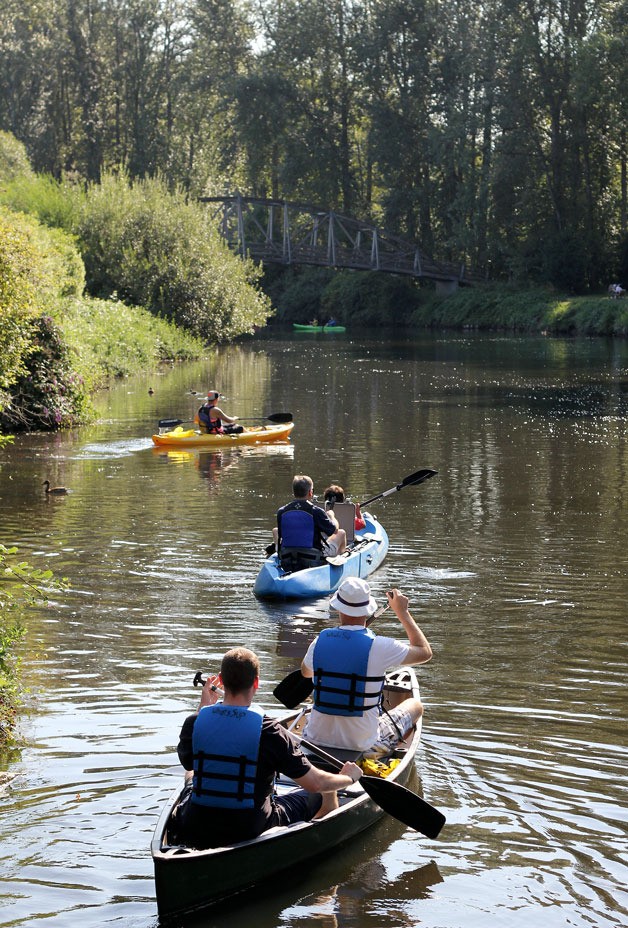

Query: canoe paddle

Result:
[291,732,446,839]
[273,604,389,709]
[359,468,437,508]
[157,411,293,429]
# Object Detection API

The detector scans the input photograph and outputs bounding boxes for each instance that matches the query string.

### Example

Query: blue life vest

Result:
[191,703,264,808]
[312,627,384,717]
[278,501,316,549]
[198,406,222,433]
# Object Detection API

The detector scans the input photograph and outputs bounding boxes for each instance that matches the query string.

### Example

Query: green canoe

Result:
[293,323,346,332]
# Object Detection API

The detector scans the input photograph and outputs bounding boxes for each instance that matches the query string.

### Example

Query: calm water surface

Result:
[0,330,626,928]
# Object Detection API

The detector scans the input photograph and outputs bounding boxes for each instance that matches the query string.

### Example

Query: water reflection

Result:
[0,332,626,928]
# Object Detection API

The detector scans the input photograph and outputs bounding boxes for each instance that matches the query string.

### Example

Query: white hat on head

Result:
[329,577,378,618]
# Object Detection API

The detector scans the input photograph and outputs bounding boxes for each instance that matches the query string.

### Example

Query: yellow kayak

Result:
[152,422,294,448]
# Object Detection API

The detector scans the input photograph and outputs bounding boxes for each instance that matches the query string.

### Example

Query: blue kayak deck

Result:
[253,513,389,600]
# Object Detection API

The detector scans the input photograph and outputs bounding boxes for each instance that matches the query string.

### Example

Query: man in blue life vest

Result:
[272,474,346,564]
[175,647,362,849]
[300,576,432,760]
[197,390,243,434]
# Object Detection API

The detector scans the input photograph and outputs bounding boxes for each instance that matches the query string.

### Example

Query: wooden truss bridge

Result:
[200,194,472,286]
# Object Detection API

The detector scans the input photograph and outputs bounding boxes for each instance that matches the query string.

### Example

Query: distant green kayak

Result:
[293,323,346,332]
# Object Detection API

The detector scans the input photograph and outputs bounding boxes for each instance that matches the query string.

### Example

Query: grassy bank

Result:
[413,286,628,337]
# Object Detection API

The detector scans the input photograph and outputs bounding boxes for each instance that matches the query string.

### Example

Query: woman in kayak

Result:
[197,390,244,434]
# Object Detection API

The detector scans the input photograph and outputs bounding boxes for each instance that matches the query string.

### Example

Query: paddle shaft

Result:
[359,468,437,508]
[290,731,445,839]
[158,411,292,429]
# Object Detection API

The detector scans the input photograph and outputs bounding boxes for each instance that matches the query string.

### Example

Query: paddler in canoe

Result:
[298,578,433,815]
[197,390,244,434]
[172,647,362,849]
[269,474,347,568]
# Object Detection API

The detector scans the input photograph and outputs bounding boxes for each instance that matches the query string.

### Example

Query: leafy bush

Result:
[0,132,34,183]
[74,173,271,342]
[0,314,92,431]
[61,295,205,383]
[265,267,335,322]
[0,209,38,394]
[321,271,422,325]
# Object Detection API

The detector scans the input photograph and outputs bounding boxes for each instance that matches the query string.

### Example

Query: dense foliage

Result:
[0,173,206,432]
[0,0,626,291]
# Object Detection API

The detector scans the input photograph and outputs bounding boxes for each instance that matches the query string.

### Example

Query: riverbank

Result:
[413,286,628,336]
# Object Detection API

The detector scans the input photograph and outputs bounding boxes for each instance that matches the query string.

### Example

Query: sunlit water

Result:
[0,331,626,927]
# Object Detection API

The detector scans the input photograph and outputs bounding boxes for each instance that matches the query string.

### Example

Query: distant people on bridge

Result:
[197,390,244,434]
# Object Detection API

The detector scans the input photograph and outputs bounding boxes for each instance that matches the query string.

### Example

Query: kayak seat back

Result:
[279,547,325,572]
[331,502,356,546]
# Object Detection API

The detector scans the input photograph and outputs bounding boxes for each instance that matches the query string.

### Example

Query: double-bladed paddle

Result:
[273,604,389,709]
[291,732,446,839]
[358,468,437,508]
[157,411,293,429]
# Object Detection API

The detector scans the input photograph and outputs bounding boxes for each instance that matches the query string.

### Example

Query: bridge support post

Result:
[435,279,458,296]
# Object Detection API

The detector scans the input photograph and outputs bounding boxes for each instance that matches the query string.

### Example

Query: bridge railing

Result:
[200,195,475,284]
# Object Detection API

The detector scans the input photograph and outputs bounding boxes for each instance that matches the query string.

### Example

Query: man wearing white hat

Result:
[300,577,432,757]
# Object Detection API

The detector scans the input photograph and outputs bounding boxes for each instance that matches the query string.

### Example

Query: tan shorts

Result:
[368,707,414,754]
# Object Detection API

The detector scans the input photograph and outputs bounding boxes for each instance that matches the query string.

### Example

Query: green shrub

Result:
[0,314,92,431]
[0,132,34,183]
[61,295,205,383]
[321,271,422,325]
[0,209,38,392]
[75,173,271,342]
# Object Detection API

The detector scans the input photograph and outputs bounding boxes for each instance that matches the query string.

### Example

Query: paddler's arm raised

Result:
[386,589,433,665]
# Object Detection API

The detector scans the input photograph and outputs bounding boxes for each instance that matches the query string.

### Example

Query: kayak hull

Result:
[254,513,388,600]
[292,324,346,332]
[152,422,294,448]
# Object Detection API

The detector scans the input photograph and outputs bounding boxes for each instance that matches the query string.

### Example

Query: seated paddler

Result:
[300,578,433,756]
[197,390,244,434]
[174,647,362,849]
[271,474,346,568]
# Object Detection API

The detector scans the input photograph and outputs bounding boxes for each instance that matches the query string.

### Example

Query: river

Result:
[0,330,626,928]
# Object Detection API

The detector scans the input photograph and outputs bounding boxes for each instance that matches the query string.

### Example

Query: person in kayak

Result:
[174,647,362,848]
[323,484,367,531]
[197,390,244,434]
[300,576,432,811]
[271,474,346,566]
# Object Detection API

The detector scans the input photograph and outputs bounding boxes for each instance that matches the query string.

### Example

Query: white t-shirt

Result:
[302,628,410,751]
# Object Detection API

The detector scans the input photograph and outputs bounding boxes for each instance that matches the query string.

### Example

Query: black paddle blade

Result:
[158,418,184,429]
[266,412,293,423]
[401,468,438,488]
[273,669,314,709]
[360,775,446,839]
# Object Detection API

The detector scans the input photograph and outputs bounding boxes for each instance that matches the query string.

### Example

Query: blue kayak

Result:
[253,513,389,600]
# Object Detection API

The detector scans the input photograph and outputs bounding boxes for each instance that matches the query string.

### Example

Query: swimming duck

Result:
[43,480,69,495]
